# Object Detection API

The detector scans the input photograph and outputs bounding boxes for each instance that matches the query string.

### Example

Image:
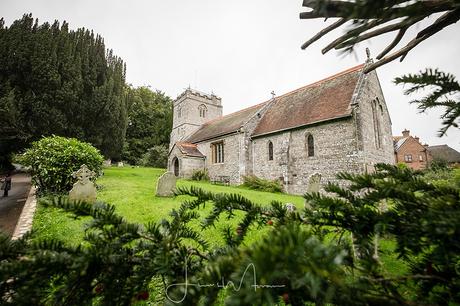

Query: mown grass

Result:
[32,167,304,247]
[32,166,409,305]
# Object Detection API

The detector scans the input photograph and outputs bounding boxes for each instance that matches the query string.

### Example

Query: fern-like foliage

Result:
[395,68,460,136]
[1,164,460,304]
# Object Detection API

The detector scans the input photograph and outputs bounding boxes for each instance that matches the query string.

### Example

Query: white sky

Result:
[1,0,459,150]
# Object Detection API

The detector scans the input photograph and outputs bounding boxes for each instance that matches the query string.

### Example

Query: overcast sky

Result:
[2,0,459,150]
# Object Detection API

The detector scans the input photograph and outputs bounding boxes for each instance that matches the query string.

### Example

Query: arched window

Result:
[307,134,314,157]
[199,104,207,118]
[177,107,182,118]
[372,99,381,148]
[268,141,274,161]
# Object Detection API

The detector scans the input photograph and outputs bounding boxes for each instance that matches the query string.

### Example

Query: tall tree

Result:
[122,86,172,165]
[0,14,129,165]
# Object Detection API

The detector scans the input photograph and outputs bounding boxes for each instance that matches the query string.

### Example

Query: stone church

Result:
[168,61,394,194]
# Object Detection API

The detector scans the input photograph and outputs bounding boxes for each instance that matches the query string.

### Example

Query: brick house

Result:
[168,62,395,194]
[393,129,432,170]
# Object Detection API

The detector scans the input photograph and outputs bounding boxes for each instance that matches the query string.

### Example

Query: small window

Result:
[212,141,224,163]
[307,134,314,157]
[178,107,182,118]
[404,154,413,162]
[199,104,207,118]
[268,141,274,161]
[419,155,424,161]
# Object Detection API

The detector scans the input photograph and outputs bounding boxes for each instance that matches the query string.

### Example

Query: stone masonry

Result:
[167,62,395,194]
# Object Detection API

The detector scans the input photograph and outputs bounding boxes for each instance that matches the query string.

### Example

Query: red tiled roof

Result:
[186,102,268,143]
[176,142,204,158]
[251,64,364,137]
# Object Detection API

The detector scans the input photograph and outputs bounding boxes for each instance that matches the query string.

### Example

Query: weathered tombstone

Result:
[305,173,322,209]
[117,161,124,167]
[103,159,112,167]
[156,172,176,197]
[307,173,321,193]
[69,164,97,203]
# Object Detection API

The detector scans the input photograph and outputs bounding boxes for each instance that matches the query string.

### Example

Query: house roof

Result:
[427,145,460,163]
[175,142,204,158]
[393,136,408,151]
[186,102,268,143]
[251,64,364,137]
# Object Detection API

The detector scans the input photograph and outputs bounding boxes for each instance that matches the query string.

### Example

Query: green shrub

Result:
[191,169,209,181]
[430,157,449,171]
[242,175,284,193]
[396,162,409,169]
[140,145,168,168]
[18,135,103,193]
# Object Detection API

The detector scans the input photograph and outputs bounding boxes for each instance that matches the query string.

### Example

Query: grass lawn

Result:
[32,166,408,280]
[32,167,305,247]
[31,166,411,304]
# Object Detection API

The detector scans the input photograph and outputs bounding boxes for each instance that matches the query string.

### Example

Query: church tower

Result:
[170,88,222,148]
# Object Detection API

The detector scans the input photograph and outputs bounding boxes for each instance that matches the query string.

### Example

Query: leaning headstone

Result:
[307,173,322,193]
[69,164,97,203]
[103,159,112,167]
[156,172,176,197]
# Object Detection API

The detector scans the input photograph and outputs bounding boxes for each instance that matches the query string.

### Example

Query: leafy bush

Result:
[140,145,168,168]
[18,136,103,193]
[191,168,209,181]
[242,175,284,193]
[430,157,449,171]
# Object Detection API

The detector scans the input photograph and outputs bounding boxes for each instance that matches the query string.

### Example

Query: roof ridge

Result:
[200,64,364,127]
[201,101,268,126]
[273,63,365,101]
[177,142,197,147]
[428,144,448,148]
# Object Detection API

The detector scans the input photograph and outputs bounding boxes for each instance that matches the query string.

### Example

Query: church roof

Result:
[176,142,204,158]
[427,145,460,163]
[251,64,364,137]
[186,102,268,143]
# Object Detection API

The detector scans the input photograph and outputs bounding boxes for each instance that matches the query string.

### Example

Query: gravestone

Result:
[307,173,321,193]
[117,161,124,167]
[305,173,322,210]
[69,164,97,203]
[103,159,112,167]
[156,172,176,197]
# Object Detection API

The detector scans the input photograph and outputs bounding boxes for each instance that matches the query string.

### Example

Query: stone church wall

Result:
[170,89,223,148]
[167,146,205,179]
[252,118,363,194]
[354,70,395,168]
[196,133,244,184]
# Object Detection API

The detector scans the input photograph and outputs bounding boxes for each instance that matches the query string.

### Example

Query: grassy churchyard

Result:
[32,167,304,247]
[32,166,407,277]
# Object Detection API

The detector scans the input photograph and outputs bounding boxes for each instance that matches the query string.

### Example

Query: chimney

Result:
[402,129,410,137]
[414,136,420,143]
[423,143,429,148]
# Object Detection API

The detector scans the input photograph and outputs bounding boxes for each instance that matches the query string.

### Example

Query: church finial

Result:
[366,48,371,60]
[271,90,276,99]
